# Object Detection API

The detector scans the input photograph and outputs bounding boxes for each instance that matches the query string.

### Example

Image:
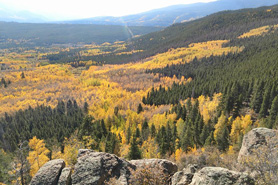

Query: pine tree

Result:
[128,135,142,160]
[166,123,174,154]
[200,123,210,146]
[101,119,107,137]
[232,94,243,118]
[181,125,193,152]
[214,113,229,151]
[251,81,264,113]
[268,96,278,128]
[216,127,229,152]
[105,133,117,154]
[127,126,132,144]
[79,115,93,137]
[141,121,149,141]
[204,131,215,146]
[151,124,156,138]
[137,103,143,114]
[21,72,25,79]
[156,126,169,156]
[83,102,89,114]
[172,123,178,150]
[259,87,271,118]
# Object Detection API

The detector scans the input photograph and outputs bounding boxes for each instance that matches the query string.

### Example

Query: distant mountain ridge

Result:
[1,0,278,25]
[62,0,278,26]
[0,2,47,23]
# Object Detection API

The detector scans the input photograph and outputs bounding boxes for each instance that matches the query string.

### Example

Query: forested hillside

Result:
[1,4,278,185]
[0,22,162,48]
[45,5,278,65]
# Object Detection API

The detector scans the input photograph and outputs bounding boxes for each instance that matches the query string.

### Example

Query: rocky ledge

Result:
[31,127,278,185]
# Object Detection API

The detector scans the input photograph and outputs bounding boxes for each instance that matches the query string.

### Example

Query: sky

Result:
[0,0,216,20]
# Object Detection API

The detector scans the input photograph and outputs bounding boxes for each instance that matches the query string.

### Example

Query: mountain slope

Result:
[0,22,162,48]
[125,4,278,61]
[43,5,278,65]
[64,0,278,26]
[0,2,47,23]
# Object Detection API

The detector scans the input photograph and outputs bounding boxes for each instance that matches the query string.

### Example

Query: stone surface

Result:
[30,159,65,185]
[130,158,178,176]
[58,167,72,185]
[172,171,194,185]
[184,164,198,174]
[190,167,254,185]
[71,150,135,185]
[172,164,198,185]
[238,127,278,163]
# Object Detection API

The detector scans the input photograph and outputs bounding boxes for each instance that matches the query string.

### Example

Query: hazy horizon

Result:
[0,0,216,21]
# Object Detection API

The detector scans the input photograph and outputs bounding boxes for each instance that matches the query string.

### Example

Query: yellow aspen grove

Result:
[230,115,252,145]
[27,136,50,177]
[175,148,183,161]
[214,113,227,139]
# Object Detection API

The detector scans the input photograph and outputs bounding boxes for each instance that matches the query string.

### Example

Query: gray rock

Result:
[30,159,65,185]
[184,164,199,174]
[172,171,194,185]
[189,167,254,185]
[71,150,135,185]
[130,158,178,176]
[172,164,199,185]
[58,167,72,185]
[238,127,278,163]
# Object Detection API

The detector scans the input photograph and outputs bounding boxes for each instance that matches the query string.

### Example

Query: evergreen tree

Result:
[83,102,89,114]
[137,103,143,114]
[181,125,193,152]
[141,121,149,141]
[216,127,229,152]
[79,115,93,137]
[101,120,107,137]
[128,135,142,160]
[268,96,278,128]
[204,131,215,146]
[21,72,25,79]
[151,124,156,138]
[200,122,210,146]
[105,133,118,154]
[156,126,168,156]
[251,81,264,113]
[259,87,271,118]
[127,126,132,144]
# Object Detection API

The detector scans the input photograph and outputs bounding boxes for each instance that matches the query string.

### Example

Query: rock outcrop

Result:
[238,127,278,163]
[130,158,178,176]
[71,149,135,185]
[30,144,260,185]
[190,167,255,185]
[171,164,198,185]
[58,167,72,185]
[30,159,65,185]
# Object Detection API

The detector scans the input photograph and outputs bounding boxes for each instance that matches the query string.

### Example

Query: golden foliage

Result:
[141,138,160,159]
[230,115,252,145]
[149,112,176,129]
[62,134,84,166]
[129,40,243,70]
[214,113,227,139]
[174,148,183,161]
[27,136,50,177]
[238,24,278,38]
[198,93,222,123]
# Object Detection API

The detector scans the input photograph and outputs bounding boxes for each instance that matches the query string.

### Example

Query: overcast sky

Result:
[0,0,216,20]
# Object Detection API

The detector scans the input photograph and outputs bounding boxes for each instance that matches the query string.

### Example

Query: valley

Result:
[1,3,278,185]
